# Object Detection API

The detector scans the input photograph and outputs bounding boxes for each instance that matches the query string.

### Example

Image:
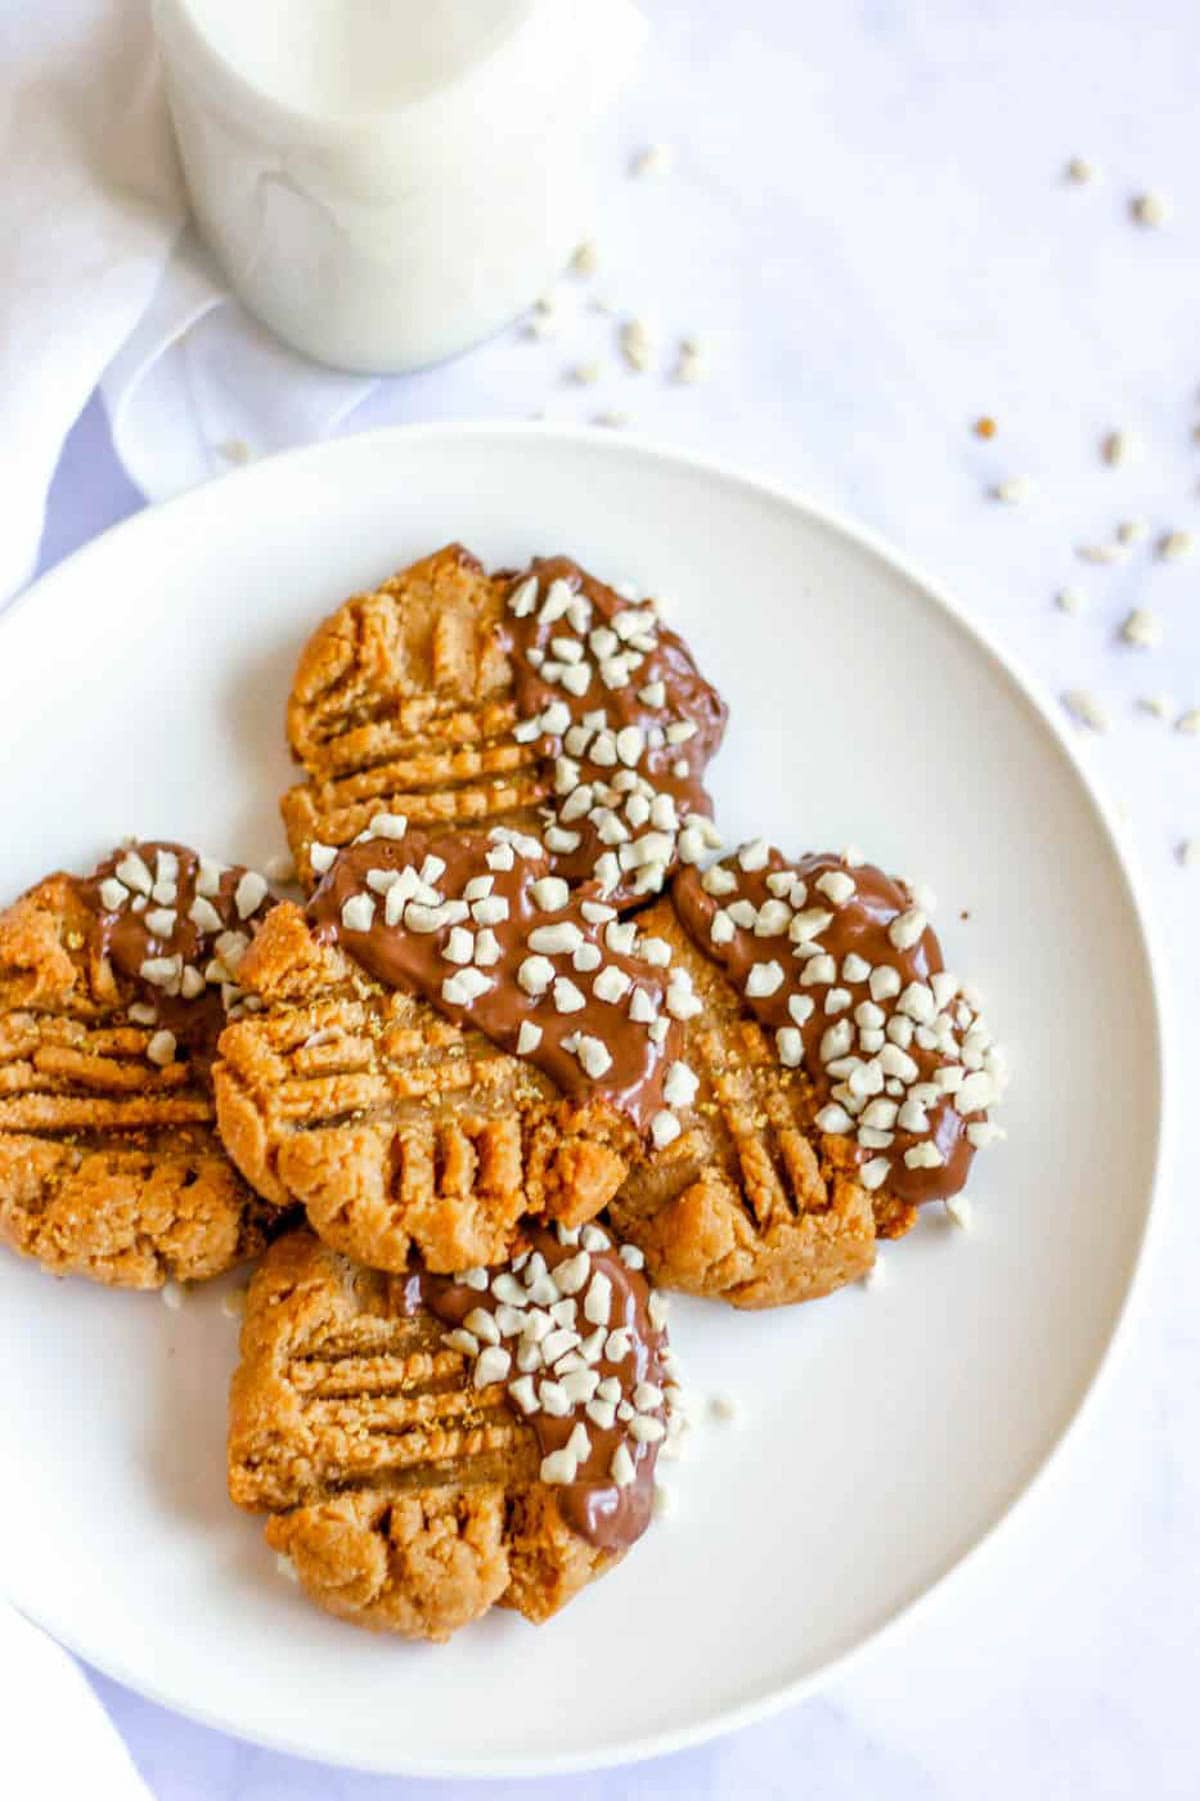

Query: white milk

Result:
[154,0,645,372]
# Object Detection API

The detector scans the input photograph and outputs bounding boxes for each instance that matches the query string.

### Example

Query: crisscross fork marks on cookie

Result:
[213,903,638,1274]
[229,1231,617,1640]
[604,898,890,1308]
[0,862,279,1287]
[283,545,552,887]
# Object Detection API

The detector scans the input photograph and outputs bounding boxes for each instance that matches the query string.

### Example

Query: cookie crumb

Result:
[1065,156,1095,184]
[1131,190,1171,227]
[708,1393,737,1423]
[567,360,601,387]
[631,143,675,179]
[1119,608,1163,648]
[1116,518,1149,545]
[215,439,252,465]
[973,415,997,438]
[1102,429,1141,467]
[1137,694,1170,719]
[593,410,630,429]
[1176,708,1200,735]
[1062,689,1108,732]
[1055,586,1085,615]
[1159,530,1194,562]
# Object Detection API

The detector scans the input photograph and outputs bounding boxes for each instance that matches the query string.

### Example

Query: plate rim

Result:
[0,420,1173,1778]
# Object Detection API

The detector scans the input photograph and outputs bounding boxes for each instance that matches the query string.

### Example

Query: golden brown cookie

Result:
[0,843,283,1287]
[606,846,1005,1308]
[228,1224,677,1641]
[603,893,886,1308]
[280,545,727,902]
[213,897,643,1275]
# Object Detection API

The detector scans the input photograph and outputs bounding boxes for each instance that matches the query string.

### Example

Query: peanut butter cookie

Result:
[606,845,1006,1306]
[228,1223,679,1641]
[212,819,691,1274]
[280,545,727,902]
[0,843,282,1287]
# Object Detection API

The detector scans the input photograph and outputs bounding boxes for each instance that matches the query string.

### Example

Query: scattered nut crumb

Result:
[1131,190,1171,227]
[991,475,1034,504]
[673,336,708,384]
[1102,429,1142,467]
[215,439,251,465]
[620,317,655,373]
[1159,530,1194,562]
[1177,839,1199,867]
[974,416,997,439]
[943,1195,973,1231]
[708,1394,737,1423]
[1119,607,1163,648]
[861,1257,887,1290]
[570,238,599,277]
[652,1482,673,1519]
[1137,694,1170,719]
[1055,586,1085,615]
[1116,518,1149,545]
[631,142,675,179]
[161,1280,185,1311]
[567,360,601,386]
[525,313,560,341]
[1076,541,1129,565]
[1176,708,1200,735]
[275,1553,299,1584]
[593,410,630,429]
[1066,156,1095,184]
[1062,689,1109,732]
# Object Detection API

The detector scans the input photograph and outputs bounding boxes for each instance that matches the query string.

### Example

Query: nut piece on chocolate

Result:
[280,544,727,903]
[212,898,642,1275]
[0,843,281,1288]
[228,1227,673,1642]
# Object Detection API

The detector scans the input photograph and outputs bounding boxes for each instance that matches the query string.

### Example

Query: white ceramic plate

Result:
[0,426,1164,1777]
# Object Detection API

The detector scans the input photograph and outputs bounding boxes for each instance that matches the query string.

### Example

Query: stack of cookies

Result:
[0,545,1007,1643]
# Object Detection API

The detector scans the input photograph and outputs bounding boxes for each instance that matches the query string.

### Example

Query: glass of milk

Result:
[153,0,646,373]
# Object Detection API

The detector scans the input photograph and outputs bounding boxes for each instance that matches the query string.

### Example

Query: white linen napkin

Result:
[0,0,184,601]
[0,0,372,603]
[0,1606,150,1800]
[101,230,372,505]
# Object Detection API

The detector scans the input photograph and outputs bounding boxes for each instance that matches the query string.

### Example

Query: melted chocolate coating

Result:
[498,557,728,902]
[675,849,992,1204]
[407,1225,670,1551]
[77,841,275,1069]
[309,828,684,1132]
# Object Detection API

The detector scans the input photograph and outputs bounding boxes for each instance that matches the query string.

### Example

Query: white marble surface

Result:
[29,0,1200,1793]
